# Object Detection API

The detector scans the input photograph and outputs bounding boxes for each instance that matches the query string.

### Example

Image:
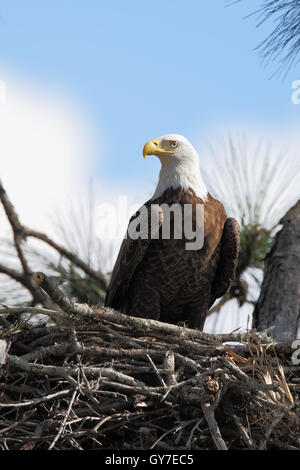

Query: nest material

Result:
[0,322,299,450]
[0,274,299,450]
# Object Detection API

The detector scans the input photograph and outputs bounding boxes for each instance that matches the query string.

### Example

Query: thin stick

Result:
[48,388,78,450]
[146,354,166,387]
[201,403,228,451]
[163,351,177,386]
[232,413,256,449]
[0,389,72,409]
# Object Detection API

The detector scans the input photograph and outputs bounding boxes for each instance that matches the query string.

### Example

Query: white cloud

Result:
[0,72,150,286]
[0,74,95,237]
[0,73,149,275]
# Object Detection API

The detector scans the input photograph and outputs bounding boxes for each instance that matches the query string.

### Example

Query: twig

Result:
[146,354,166,387]
[163,351,177,386]
[0,306,62,316]
[25,228,108,291]
[48,388,78,450]
[32,272,93,319]
[0,181,46,305]
[259,403,296,450]
[0,179,108,316]
[201,403,228,450]
[0,389,72,409]
[185,418,204,449]
[231,413,256,449]
[0,410,36,435]
[8,354,144,386]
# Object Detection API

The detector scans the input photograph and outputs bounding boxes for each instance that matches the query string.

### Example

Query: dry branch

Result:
[0,179,107,307]
[31,271,274,347]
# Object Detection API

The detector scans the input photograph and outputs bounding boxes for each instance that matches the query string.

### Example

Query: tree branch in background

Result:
[0,181,47,306]
[254,199,300,341]
[25,228,107,292]
[204,135,300,317]
[0,179,107,309]
[232,0,300,77]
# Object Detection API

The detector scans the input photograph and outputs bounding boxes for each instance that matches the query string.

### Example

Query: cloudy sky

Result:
[0,0,299,332]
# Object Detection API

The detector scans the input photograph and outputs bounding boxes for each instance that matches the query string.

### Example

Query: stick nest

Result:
[0,275,299,450]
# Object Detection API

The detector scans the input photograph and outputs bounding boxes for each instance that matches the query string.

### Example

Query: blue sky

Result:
[0,0,299,189]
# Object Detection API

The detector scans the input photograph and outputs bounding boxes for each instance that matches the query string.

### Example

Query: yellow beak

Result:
[143,137,174,159]
[143,138,160,159]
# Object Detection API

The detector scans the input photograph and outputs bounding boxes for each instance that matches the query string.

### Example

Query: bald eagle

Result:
[105,134,240,331]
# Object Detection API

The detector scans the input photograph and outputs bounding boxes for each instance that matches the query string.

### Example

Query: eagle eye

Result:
[169,141,178,148]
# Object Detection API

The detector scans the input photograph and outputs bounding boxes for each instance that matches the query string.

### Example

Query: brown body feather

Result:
[105,188,240,330]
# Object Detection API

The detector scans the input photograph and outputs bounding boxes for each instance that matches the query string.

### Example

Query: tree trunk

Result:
[253,200,300,341]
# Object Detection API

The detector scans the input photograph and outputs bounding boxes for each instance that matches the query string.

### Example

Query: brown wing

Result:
[203,195,227,256]
[105,201,163,310]
[209,217,240,307]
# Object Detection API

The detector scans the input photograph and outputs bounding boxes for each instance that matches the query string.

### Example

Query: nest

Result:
[0,274,299,451]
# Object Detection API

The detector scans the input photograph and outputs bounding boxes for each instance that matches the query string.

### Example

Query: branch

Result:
[32,272,94,318]
[24,227,107,291]
[0,180,107,306]
[33,271,274,346]
[201,403,228,450]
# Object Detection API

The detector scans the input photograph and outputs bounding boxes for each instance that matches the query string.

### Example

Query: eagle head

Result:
[143,133,199,166]
[143,134,208,200]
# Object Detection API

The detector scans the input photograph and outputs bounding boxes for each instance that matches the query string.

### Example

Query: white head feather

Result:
[144,134,208,200]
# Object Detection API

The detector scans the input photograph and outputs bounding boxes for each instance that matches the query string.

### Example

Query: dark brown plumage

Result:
[105,187,240,331]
